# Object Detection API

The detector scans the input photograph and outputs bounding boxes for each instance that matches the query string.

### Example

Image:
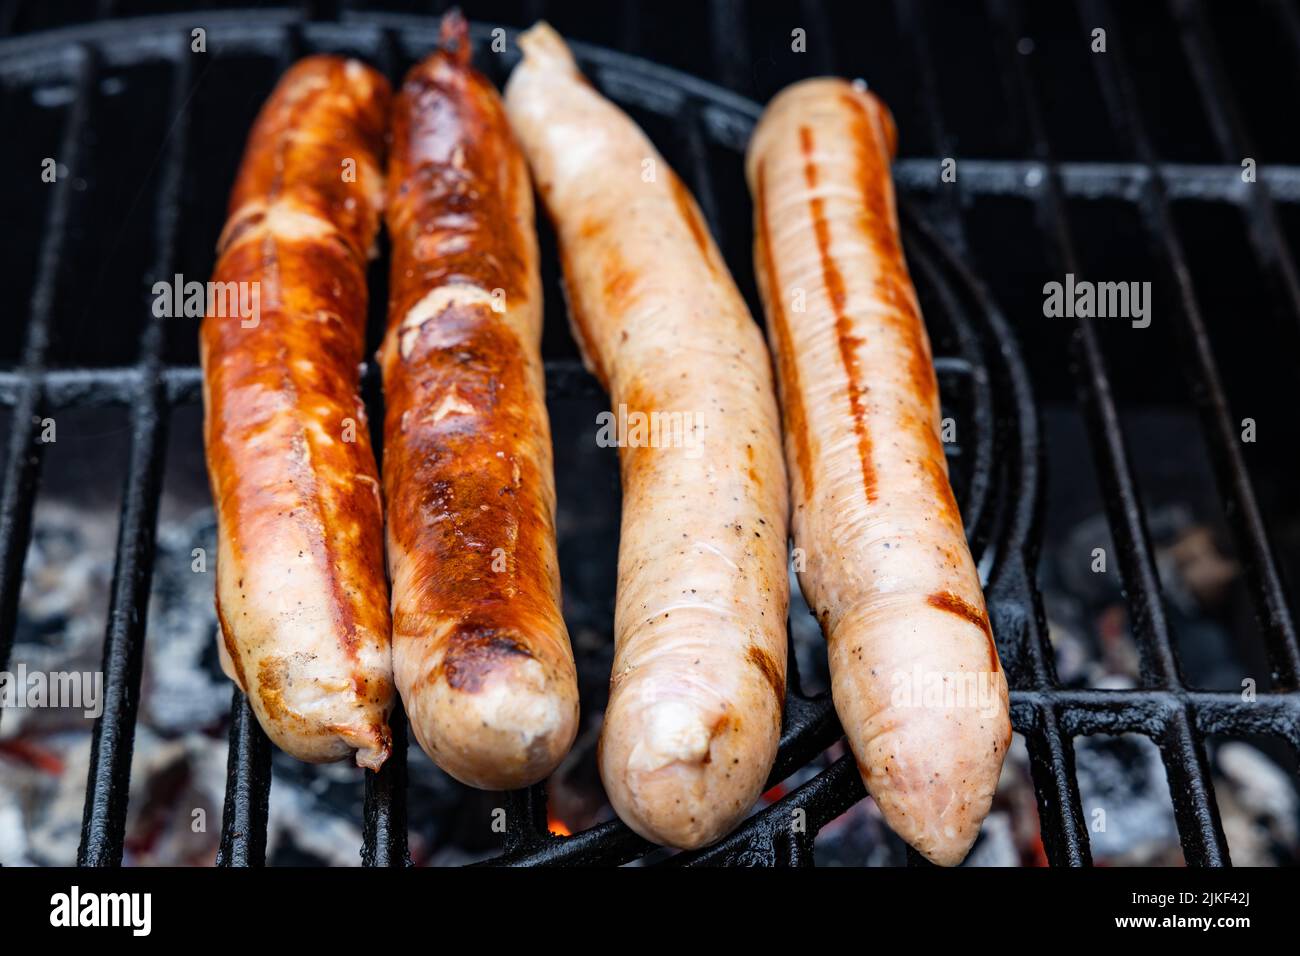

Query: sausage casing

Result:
[381,14,579,790]
[747,78,1011,865]
[201,56,394,769]
[505,23,790,848]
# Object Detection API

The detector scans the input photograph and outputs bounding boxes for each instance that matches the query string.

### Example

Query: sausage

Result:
[380,13,579,790]
[746,78,1011,865]
[504,23,790,848]
[201,56,394,769]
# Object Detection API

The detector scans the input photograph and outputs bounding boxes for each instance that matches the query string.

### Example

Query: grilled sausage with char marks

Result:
[380,13,579,790]
[202,55,394,769]
[747,78,1011,865]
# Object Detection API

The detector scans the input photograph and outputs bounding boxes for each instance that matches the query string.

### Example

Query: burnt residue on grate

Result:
[0,2,1298,868]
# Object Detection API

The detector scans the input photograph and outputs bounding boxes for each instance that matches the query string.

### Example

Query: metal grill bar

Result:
[0,46,94,703]
[1090,0,1299,861]
[987,0,1210,864]
[501,782,550,857]
[482,816,652,868]
[361,705,411,866]
[359,18,410,868]
[1172,0,1300,329]
[1161,708,1229,865]
[1081,0,1300,686]
[893,0,964,253]
[216,690,272,866]
[988,0,1245,865]
[79,30,194,867]
[892,158,1300,201]
[0,366,200,409]
[1168,0,1300,684]
[281,20,306,65]
[707,0,749,92]
[0,360,650,410]
[1018,687,1300,735]
[674,755,866,867]
[989,0,1183,688]
[1020,704,1092,864]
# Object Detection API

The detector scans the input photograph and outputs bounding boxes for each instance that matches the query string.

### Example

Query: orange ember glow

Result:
[762,783,788,803]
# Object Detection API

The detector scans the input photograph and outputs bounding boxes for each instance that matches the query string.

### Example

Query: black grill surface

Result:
[0,1,1298,868]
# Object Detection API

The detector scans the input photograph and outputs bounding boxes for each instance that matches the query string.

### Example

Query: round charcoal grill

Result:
[0,10,1040,868]
[0,9,1132,868]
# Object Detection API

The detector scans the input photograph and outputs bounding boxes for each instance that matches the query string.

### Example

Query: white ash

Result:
[141,510,229,733]
[1073,733,1183,865]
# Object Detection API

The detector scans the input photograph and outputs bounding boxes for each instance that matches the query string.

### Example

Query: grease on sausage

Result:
[381,13,579,790]
[201,55,394,769]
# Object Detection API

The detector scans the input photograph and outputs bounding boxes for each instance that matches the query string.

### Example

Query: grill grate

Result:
[0,1,1297,868]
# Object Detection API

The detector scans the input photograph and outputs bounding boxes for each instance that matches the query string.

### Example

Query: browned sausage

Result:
[201,55,394,769]
[380,13,579,790]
